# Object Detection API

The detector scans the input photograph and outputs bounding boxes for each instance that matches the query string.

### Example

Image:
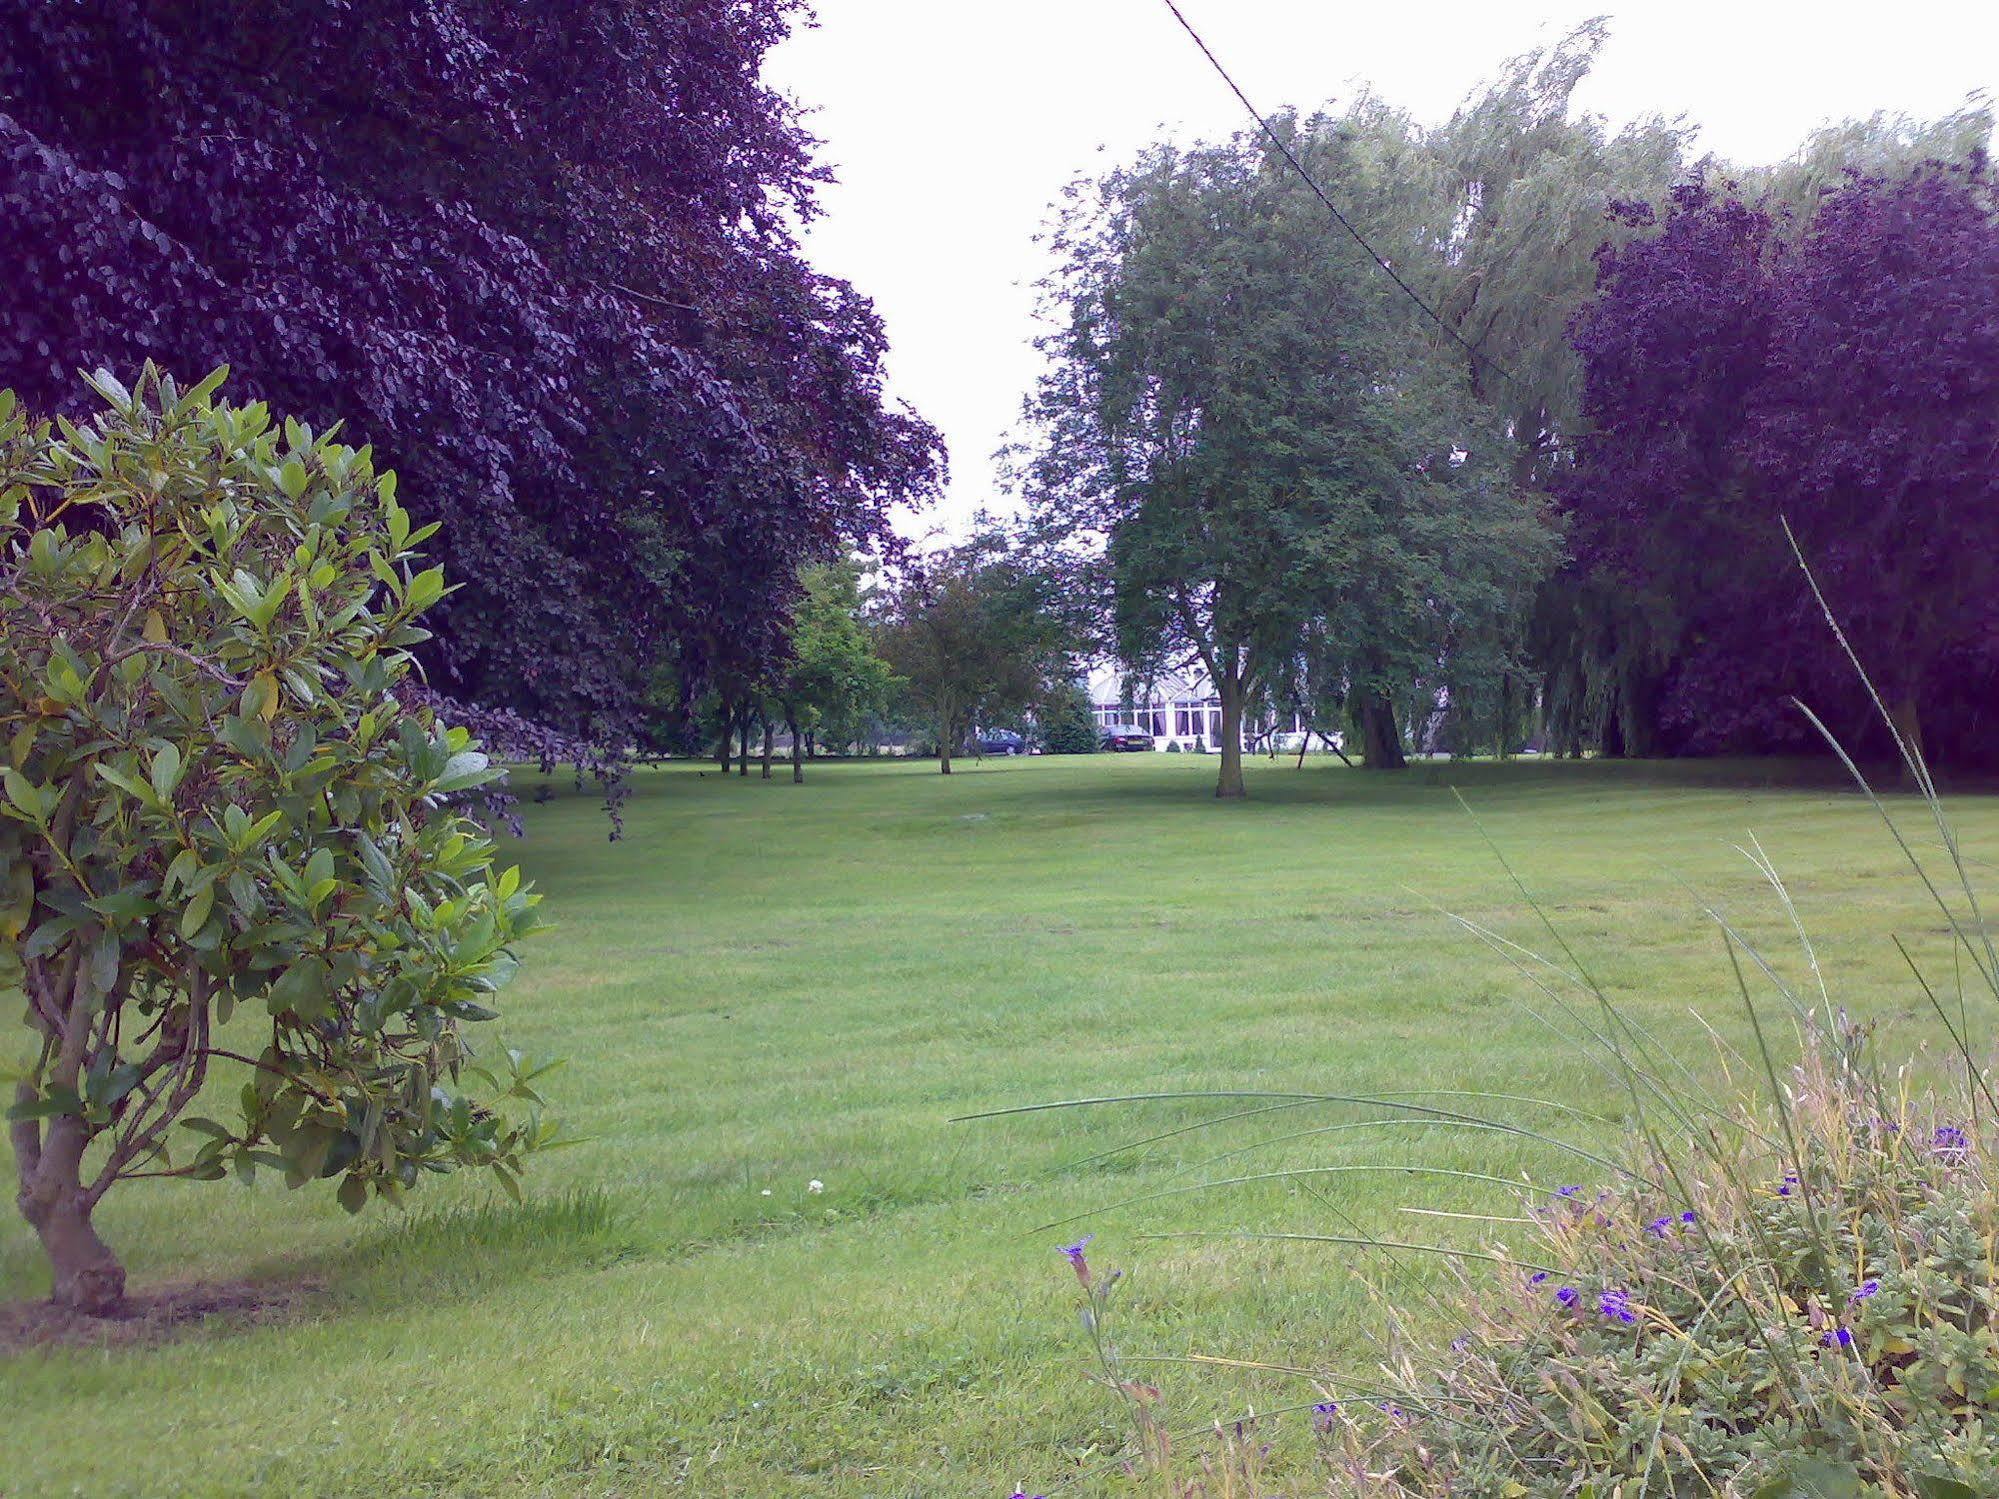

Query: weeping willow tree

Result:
[1424,22,1692,484]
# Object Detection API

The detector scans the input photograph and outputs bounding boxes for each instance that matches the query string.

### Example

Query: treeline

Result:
[688,529,1087,778]
[1012,24,1998,793]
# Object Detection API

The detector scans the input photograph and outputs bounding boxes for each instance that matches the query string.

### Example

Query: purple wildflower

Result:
[1851,1279,1880,1303]
[1933,1125,1970,1159]
[1821,1327,1853,1348]
[1312,1401,1339,1432]
[1778,1172,1799,1197]
[1528,1271,1549,1285]
[1555,1186,1583,1200]
[1058,1235,1093,1287]
[1646,1215,1673,1237]
[1599,1288,1638,1324]
[1556,1286,1579,1307]
[1680,1211,1698,1225]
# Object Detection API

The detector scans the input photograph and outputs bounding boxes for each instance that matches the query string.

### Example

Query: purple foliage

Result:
[1563,165,1999,761]
[0,1,941,745]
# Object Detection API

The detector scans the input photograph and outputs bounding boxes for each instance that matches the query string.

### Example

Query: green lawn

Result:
[3,752,1992,1496]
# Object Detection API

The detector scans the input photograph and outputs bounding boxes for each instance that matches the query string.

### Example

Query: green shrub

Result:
[1340,1041,1999,1495]
[1038,683,1100,755]
[1,365,555,1313]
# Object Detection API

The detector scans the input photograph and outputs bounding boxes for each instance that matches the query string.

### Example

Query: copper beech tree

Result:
[0,1,942,742]
[1,368,556,1314]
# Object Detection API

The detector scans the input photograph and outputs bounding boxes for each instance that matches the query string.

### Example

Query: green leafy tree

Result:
[774,561,895,777]
[1425,23,1691,482]
[874,533,1072,775]
[1022,120,1555,791]
[1,368,554,1314]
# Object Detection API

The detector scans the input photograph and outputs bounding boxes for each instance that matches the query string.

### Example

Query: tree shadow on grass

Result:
[277,1185,649,1307]
[1023,754,1978,815]
[1,1187,646,1356]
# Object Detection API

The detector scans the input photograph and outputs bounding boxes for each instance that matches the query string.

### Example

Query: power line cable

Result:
[1159,0,1527,395]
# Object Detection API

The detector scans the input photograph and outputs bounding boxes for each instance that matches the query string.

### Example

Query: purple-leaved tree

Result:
[1562,164,1999,763]
[0,1,941,747]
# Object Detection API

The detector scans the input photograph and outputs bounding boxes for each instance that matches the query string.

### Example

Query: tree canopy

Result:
[874,533,1075,775]
[1020,114,1555,793]
[0,0,941,741]
[768,560,895,777]
[1561,164,1999,763]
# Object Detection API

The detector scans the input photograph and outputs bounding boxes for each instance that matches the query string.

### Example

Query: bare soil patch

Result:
[0,1278,319,1353]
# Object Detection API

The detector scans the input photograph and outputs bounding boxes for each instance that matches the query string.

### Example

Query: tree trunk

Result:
[1890,693,1926,784]
[1360,693,1406,771]
[738,713,752,776]
[32,1198,124,1314]
[938,709,953,775]
[1600,709,1626,760]
[1215,681,1246,799]
[714,700,734,772]
[760,719,774,779]
[788,714,804,783]
[13,1108,125,1315]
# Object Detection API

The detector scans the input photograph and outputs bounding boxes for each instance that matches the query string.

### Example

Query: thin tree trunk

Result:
[938,708,953,775]
[1361,693,1407,771]
[715,699,733,772]
[1215,679,1246,799]
[738,713,751,776]
[1600,709,1626,760]
[760,719,774,779]
[13,1102,125,1314]
[1890,693,1926,784]
[788,714,803,783]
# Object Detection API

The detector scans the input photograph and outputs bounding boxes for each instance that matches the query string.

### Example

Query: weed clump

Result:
[1346,1035,1999,1493]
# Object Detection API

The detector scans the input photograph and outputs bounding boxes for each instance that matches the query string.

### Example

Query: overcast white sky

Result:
[768,0,1996,541]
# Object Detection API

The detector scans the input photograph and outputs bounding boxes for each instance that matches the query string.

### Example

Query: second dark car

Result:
[1099,724,1155,752]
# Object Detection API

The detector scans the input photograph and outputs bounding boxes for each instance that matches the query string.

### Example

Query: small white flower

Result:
[807,1179,825,1194]
[760,1188,772,1196]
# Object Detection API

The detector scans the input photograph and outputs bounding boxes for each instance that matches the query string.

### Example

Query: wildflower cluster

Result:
[1353,1049,1999,1494]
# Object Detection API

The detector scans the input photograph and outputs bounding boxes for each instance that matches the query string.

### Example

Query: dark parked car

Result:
[1099,724,1155,752]
[973,729,1027,757]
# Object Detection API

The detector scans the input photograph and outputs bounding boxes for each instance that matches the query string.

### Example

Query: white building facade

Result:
[1082,663,1317,753]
